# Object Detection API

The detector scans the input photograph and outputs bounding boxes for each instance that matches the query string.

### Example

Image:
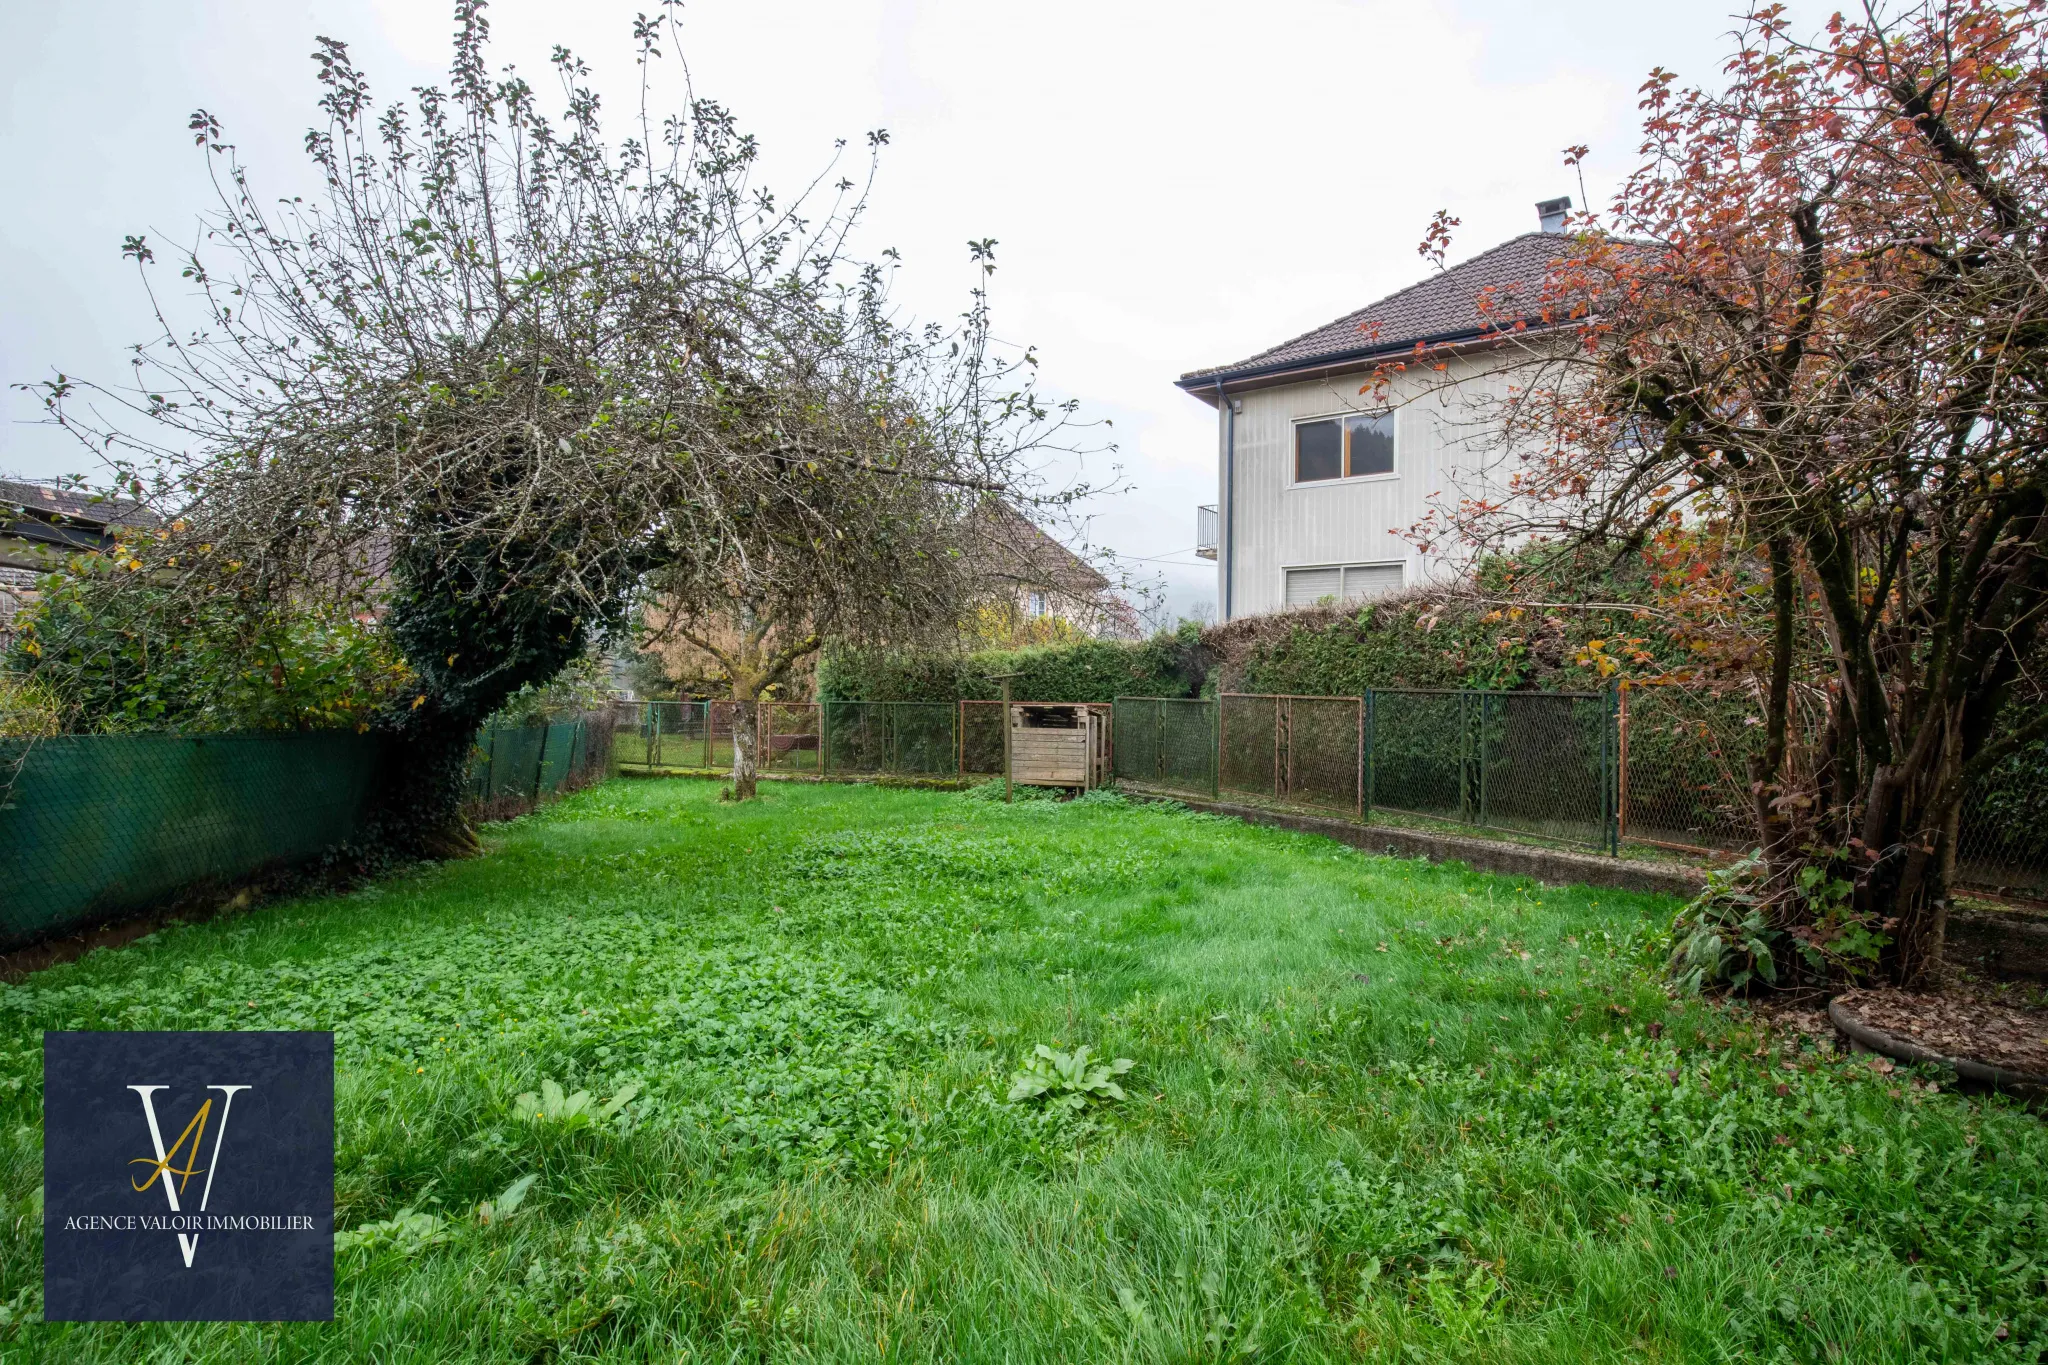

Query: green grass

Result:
[2,779,2044,1362]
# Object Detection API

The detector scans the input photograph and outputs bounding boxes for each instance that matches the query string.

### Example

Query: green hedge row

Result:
[818,624,1210,703]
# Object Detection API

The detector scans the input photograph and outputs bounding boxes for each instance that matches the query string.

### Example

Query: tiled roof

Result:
[0,479,158,530]
[972,502,1111,595]
[1178,232,1570,388]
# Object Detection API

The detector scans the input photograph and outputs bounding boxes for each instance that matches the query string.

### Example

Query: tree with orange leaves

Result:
[1427,2,2048,984]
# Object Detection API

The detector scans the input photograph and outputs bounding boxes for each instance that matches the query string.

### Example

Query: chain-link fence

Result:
[617,700,751,771]
[1219,694,1363,815]
[764,702,820,774]
[1121,689,1621,851]
[1110,697,1217,797]
[618,700,959,779]
[1957,738,2048,899]
[821,701,957,776]
[1619,682,2048,899]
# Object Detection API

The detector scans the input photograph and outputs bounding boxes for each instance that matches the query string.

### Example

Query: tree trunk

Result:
[729,694,760,801]
[1856,747,1961,986]
[366,706,484,861]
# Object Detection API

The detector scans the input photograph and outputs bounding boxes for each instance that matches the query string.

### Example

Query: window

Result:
[1293,413,1395,483]
[1025,589,1049,618]
[1284,562,1403,607]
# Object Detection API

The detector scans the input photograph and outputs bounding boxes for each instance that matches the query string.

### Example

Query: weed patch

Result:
[0,779,2042,1361]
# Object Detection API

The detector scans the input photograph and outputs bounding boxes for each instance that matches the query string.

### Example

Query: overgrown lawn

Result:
[1,779,2041,1361]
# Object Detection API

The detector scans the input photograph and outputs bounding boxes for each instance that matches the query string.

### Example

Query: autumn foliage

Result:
[1427,2,2048,984]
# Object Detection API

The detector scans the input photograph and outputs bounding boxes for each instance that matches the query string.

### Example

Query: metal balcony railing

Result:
[1196,504,1218,560]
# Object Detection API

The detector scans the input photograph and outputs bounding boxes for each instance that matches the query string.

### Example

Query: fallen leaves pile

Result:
[1834,987,2048,1075]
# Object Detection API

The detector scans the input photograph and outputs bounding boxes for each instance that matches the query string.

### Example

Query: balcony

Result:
[1196,504,1218,560]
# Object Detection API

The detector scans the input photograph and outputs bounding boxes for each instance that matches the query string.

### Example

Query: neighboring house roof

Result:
[1176,231,1571,397]
[972,502,1111,596]
[0,479,158,562]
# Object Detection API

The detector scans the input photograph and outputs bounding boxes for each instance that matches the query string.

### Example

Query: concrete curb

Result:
[1828,997,2048,1090]
[1944,905,2048,982]
[1120,787,1707,899]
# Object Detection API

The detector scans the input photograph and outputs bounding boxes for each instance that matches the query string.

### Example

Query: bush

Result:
[819,622,1209,702]
[486,651,615,728]
[0,676,61,738]
[6,571,410,734]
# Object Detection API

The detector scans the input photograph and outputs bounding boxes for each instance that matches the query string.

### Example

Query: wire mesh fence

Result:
[1110,697,1217,797]
[1218,694,1362,815]
[1369,689,1617,847]
[821,701,957,776]
[961,700,1005,776]
[618,700,959,779]
[764,702,820,774]
[1614,684,1758,852]
[1957,739,2048,900]
[1122,689,1621,851]
[616,700,750,771]
[1618,683,2048,899]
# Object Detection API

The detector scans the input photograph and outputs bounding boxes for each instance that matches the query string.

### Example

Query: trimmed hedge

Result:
[819,625,1209,703]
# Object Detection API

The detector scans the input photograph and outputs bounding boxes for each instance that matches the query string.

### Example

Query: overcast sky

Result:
[1,0,1824,621]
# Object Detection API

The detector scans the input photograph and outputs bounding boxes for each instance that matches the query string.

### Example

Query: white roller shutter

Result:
[1284,567,1343,607]
[1342,563,1403,600]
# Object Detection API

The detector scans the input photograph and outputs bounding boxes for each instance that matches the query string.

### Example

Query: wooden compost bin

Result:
[1010,703,1109,789]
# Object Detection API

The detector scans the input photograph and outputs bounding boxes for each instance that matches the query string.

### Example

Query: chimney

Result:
[1536,196,1572,234]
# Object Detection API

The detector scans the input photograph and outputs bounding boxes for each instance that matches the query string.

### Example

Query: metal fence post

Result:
[1478,692,1492,831]
[1364,689,1375,819]
[821,701,832,779]
[1606,681,1621,856]
[1459,690,1472,825]
[531,722,550,805]
[1196,699,1212,794]
[649,702,661,771]
[1272,697,1282,799]
[1355,694,1364,819]
[1616,681,1630,849]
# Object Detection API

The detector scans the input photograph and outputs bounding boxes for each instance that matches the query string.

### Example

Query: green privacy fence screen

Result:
[0,731,384,949]
[467,713,615,814]
[0,714,614,949]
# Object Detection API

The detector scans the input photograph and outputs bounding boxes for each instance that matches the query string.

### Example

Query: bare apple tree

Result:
[26,1,1088,849]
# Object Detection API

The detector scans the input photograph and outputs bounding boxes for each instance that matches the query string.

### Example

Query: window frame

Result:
[1288,410,1399,488]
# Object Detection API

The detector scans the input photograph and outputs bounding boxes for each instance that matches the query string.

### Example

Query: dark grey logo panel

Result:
[43,1031,334,1322]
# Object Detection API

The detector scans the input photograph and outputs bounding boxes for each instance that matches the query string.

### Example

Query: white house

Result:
[1178,200,1573,620]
